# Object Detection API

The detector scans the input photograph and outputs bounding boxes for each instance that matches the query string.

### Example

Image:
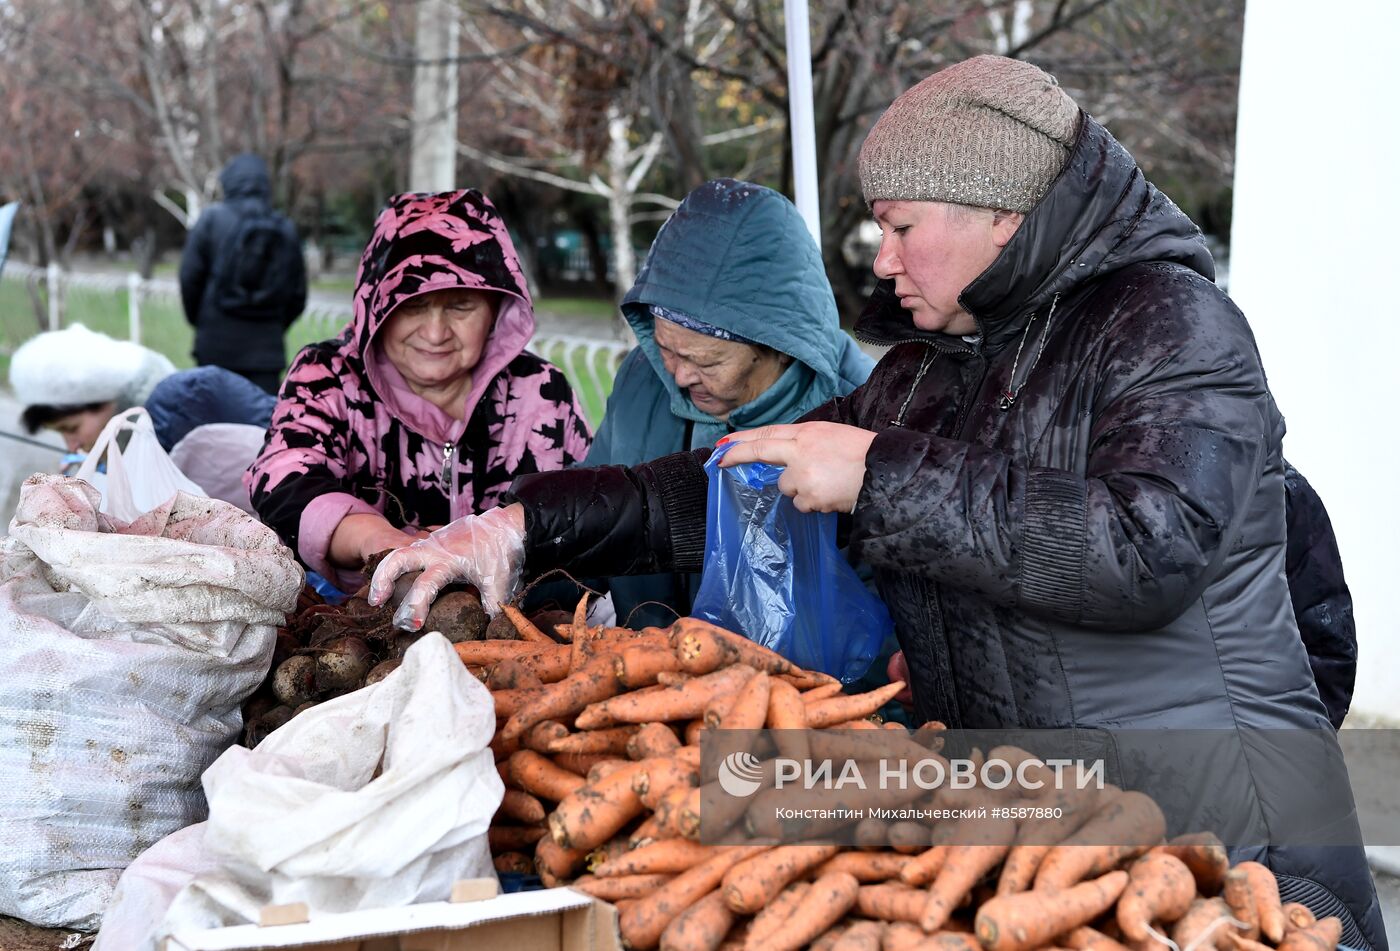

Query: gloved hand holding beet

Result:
[368,503,528,630]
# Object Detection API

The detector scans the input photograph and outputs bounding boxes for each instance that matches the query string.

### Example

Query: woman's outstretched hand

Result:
[718,422,877,514]
[368,503,527,630]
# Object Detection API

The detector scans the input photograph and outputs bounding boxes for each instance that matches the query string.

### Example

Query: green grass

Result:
[0,276,622,425]
[535,295,618,321]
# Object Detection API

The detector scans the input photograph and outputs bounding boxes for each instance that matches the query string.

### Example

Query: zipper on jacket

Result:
[441,442,456,487]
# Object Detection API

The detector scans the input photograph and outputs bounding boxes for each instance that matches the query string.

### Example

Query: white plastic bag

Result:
[0,474,303,930]
[95,634,500,951]
[168,423,268,515]
[75,406,206,521]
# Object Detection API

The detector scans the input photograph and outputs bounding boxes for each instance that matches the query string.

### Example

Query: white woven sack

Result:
[0,475,302,929]
[94,634,500,951]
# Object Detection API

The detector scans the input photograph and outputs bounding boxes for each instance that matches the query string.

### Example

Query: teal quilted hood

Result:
[621,179,855,428]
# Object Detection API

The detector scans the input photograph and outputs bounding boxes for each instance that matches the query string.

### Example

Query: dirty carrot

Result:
[1161,831,1230,896]
[587,836,633,873]
[1224,868,1261,940]
[1277,917,1342,951]
[509,749,587,802]
[629,722,683,760]
[589,758,635,783]
[854,883,926,923]
[629,813,667,849]
[549,760,648,851]
[618,645,685,689]
[498,788,547,824]
[899,845,948,887]
[494,686,544,719]
[456,641,553,665]
[703,690,740,729]
[548,725,641,755]
[572,873,674,901]
[502,654,619,742]
[807,925,848,951]
[523,719,570,753]
[1237,861,1286,943]
[661,889,737,951]
[500,603,557,644]
[922,824,1017,931]
[975,870,1129,951]
[817,851,910,882]
[801,682,844,703]
[1033,791,1166,890]
[619,847,765,950]
[745,882,811,947]
[719,671,771,731]
[1116,852,1196,942]
[722,843,841,914]
[553,751,617,776]
[756,871,860,951]
[535,836,588,886]
[829,920,882,951]
[996,844,1051,895]
[765,678,810,761]
[1062,927,1132,951]
[582,666,756,728]
[882,922,928,951]
[1171,898,1237,951]
[803,682,907,729]
[597,839,719,878]
[488,824,547,852]
[488,657,545,690]
[672,619,803,678]
[633,751,702,809]
[512,645,574,682]
[1282,903,1317,932]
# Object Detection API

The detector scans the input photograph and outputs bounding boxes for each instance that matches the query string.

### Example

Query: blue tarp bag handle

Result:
[690,442,893,683]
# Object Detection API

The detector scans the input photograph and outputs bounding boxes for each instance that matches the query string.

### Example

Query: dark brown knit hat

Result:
[860,55,1081,213]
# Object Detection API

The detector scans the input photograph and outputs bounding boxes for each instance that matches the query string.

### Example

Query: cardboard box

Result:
[162,885,623,951]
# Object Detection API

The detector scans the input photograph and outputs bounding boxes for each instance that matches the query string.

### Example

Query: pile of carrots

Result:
[465,607,1343,951]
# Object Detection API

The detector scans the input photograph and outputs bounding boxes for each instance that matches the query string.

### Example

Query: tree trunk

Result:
[606,105,637,312]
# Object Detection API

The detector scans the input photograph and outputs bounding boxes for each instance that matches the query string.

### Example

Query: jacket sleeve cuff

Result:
[634,449,709,573]
[1018,468,1088,620]
[298,493,381,587]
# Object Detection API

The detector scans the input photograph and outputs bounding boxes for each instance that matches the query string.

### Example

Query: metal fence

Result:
[0,262,629,425]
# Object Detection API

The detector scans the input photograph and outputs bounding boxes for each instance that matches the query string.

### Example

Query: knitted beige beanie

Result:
[860,55,1081,213]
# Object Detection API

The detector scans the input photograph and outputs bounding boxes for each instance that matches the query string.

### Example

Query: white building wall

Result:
[1230,1,1400,719]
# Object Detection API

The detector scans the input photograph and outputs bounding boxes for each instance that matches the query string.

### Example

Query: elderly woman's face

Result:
[653,318,789,421]
[381,288,497,392]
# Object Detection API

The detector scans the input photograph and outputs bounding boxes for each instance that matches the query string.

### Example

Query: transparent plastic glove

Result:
[368,504,527,630]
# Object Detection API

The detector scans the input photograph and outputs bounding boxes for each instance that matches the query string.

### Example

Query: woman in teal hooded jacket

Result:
[585,178,874,627]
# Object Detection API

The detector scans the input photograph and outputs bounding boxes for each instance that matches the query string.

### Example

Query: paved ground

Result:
[0,392,64,529]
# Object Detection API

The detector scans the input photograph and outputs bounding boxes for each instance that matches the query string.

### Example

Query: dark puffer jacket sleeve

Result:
[853,272,1271,633]
[1284,462,1357,728]
[506,449,710,579]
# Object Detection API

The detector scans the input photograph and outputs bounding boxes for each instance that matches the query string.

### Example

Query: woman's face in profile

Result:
[380,288,497,393]
[653,317,788,421]
[48,403,117,453]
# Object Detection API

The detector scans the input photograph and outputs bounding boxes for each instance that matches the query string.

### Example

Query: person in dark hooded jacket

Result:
[368,57,1385,949]
[583,179,873,627]
[179,153,308,393]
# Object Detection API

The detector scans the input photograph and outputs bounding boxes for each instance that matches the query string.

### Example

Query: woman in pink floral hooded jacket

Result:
[246,190,592,589]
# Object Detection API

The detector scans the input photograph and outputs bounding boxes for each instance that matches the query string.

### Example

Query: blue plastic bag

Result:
[690,443,893,683]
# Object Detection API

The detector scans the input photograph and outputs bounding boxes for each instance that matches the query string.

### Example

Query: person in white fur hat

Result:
[9,323,274,457]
